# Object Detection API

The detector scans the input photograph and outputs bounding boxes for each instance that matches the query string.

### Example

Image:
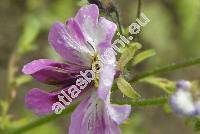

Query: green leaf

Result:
[117,76,141,99]
[118,43,142,70]
[133,49,156,65]
[140,77,175,94]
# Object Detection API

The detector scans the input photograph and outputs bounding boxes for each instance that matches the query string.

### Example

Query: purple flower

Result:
[23,4,131,133]
[69,91,131,134]
[170,80,200,116]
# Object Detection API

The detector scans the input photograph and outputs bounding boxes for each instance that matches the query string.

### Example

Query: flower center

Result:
[91,54,102,88]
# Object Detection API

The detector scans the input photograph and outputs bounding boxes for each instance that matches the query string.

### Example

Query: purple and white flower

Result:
[22,4,131,134]
[170,80,200,116]
[69,91,131,134]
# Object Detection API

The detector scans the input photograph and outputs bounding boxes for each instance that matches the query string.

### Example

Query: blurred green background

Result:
[0,0,200,134]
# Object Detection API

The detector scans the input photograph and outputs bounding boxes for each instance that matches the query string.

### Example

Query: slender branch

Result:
[7,51,19,104]
[133,0,142,41]
[114,96,168,107]
[137,0,142,18]
[3,103,78,134]
[114,9,123,34]
[131,57,200,82]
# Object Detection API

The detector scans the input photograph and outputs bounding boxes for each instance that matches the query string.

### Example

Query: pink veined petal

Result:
[25,88,58,115]
[69,92,121,134]
[66,19,96,53]
[75,4,107,48]
[97,37,117,100]
[75,4,117,51]
[66,18,86,45]
[97,64,116,100]
[106,104,131,125]
[48,22,92,67]
[97,45,116,101]
[25,85,91,115]
[22,59,84,85]
[75,4,99,27]
[97,17,117,45]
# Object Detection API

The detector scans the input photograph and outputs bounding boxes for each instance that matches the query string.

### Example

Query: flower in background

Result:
[22,4,131,134]
[170,80,200,116]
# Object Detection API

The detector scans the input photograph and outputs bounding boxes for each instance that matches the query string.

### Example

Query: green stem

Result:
[114,96,168,107]
[3,103,78,134]
[7,52,19,104]
[131,57,200,82]
[113,8,123,34]
[137,0,142,18]
[133,0,142,41]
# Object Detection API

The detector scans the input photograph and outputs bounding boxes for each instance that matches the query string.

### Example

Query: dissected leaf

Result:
[133,49,156,65]
[118,42,142,70]
[117,76,141,99]
[140,77,175,94]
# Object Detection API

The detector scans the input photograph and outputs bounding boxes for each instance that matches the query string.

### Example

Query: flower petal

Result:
[170,89,196,116]
[66,18,86,45]
[25,88,58,115]
[69,92,121,134]
[48,22,92,66]
[25,85,90,115]
[106,104,131,125]
[22,59,82,85]
[75,4,99,28]
[75,4,117,52]
[97,64,116,100]
[97,17,117,44]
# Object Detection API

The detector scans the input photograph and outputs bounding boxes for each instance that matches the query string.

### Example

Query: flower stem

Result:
[131,57,200,82]
[113,8,123,34]
[3,103,78,134]
[114,96,168,107]
[137,0,142,18]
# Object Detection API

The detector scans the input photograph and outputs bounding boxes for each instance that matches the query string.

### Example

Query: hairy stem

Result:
[114,96,168,107]
[131,57,200,82]
[3,103,78,134]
